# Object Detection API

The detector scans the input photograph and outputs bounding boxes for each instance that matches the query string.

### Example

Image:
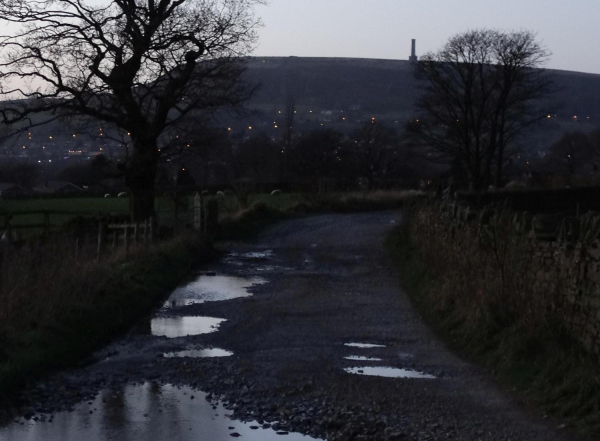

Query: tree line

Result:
[0,0,561,219]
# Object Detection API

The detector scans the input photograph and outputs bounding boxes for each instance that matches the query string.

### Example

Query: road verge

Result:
[386,207,600,439]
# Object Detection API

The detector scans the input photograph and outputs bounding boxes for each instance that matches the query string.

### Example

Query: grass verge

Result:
[386,225,600,439]
[218,190,425,240]
[0,234,218,410]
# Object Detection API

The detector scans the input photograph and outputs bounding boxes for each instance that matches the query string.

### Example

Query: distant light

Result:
[274,125,278,128]
[227,127,231,131]
[22,145,25,149]
[49,136,53,139]
[547,115,551,119]
[248,126,252,130]
[127,132,131,136]
[49,160,51,162]
[38,160,41,163]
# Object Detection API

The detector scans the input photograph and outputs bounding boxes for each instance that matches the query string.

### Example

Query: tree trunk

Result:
[127,141,158,222]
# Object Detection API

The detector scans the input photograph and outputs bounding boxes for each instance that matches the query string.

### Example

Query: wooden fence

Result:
[0,192,218,257]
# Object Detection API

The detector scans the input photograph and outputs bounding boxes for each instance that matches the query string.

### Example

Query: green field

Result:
[0,193,304,234]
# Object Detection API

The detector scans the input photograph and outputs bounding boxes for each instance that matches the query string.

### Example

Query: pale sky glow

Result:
[255,0,600,75]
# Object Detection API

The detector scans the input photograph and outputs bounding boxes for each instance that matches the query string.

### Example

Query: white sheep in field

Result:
[216,191,226,198]
[118,192,128,198]
[104,193,111,198]
[271,189,282,196]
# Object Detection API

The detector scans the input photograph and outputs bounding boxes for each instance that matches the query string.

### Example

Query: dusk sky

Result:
[255,0,600,75]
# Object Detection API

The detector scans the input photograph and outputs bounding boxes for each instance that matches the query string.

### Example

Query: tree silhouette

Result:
[409,30,552,191]
[0,0,262,220]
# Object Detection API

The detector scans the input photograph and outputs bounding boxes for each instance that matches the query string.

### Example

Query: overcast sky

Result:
[255,0,600,74]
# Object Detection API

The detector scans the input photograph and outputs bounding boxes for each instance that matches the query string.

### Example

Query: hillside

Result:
[242,56,600,120]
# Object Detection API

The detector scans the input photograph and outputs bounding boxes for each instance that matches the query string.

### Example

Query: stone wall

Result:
[409,200,600,355]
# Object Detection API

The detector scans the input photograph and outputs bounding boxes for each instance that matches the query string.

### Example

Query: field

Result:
[0,193,298,227]
[0,191,422,239]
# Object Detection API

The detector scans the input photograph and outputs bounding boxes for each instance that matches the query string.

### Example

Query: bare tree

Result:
[0,0,263,220]
[280,95,295,181]
[547,132,597,183]
[409,30,551,191]
[352,121,398,191]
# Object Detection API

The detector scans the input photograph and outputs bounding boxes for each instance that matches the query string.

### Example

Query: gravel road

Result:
[0,212,582,440]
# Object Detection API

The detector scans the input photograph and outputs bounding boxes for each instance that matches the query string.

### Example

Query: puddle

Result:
[344,366,436,379]
[225,250,274,262]
[151,316,226,338]
[344,343,386,348]
[165,275,266,308]
[0,383,319,441]
[344,356,383,361]
[163,348,233,358]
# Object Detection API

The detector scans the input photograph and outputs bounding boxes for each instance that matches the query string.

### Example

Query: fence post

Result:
[143,219,148,242]
[149,216,154,242]
[112,229,117,249]
[44,211,50,235]
[97,221,104,261]
[134,223,138,246]
[0,239,9,291]
[193,193,202,231]
[124,222,129,256]
[206,199,219,235]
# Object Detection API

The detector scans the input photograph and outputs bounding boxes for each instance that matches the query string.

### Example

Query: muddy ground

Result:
[0,212,582,440]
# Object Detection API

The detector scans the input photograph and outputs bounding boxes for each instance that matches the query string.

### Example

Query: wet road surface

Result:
[0,212,581,440]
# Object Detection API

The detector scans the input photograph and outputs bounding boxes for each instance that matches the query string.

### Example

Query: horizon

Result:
[255,0,600,76]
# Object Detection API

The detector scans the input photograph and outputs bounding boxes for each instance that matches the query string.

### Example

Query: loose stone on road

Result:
[0,212,581,440]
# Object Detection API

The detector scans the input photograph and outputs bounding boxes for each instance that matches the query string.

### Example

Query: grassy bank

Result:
[386,216,600,439]
[0,234,217,407]
[218,190,424,240]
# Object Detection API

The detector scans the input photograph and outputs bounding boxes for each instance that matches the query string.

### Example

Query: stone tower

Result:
[409,39,418,62]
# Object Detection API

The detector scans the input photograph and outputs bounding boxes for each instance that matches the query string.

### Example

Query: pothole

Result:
[164,275,266,308]
[150,316,226,338]
[163,348,233,358]
[1,383,321,440]
[344,343,386,348]
[225,250,274,263]
[344,356,383,361]
[344,366,435,379]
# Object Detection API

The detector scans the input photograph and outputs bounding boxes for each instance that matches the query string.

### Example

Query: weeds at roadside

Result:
[0,231,216,408]
[386,210,600,439]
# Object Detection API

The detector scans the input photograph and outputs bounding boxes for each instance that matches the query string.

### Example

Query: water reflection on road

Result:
[0,384,318,441]
[164,275,266,308]
[150,316,226,338]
